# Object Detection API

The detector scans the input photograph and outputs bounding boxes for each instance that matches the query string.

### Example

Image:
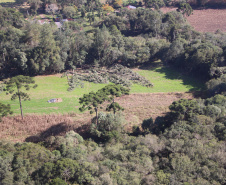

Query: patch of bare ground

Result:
[1,92,193,142]
[161,7,226,33]
[117,92,193,130]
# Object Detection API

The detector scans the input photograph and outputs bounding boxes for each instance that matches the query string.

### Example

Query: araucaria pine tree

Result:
[5,75,37,119]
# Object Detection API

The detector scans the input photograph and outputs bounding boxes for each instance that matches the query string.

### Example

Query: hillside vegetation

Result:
[0,1,225,185]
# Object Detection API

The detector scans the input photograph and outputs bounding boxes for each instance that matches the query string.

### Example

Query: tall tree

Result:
[176,2,193,17]
[79,91,107,125]
[5,75,37,119]
[99,84,129,114]
[93,26,113,66]
[28,0,42,14]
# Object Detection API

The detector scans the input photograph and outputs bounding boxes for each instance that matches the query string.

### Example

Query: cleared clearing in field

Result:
[0,67,204,115]
[0,66,202,142]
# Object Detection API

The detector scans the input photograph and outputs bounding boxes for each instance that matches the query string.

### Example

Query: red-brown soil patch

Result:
[161,7,226,33]
[1,92,193,142]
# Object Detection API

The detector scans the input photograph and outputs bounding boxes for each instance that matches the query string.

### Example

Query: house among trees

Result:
[37,19,50,25]
[126,5,136,9]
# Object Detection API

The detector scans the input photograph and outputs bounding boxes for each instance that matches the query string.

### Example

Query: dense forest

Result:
[0,0,226,184]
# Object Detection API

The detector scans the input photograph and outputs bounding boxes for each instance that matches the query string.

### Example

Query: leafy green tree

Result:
[23,22,42,48]
[0,6,24,28]
[176,2,193,17]
[5,75,37,119]
[0,103,13,121]
[90,112,125,141]
[28,24,63,74]
[28,0,42,14]
[50,178,67,185]
[169,99,199,122]
[184,43,222,79]
[0,27,27,77]
[93,26,113,66]
[63,6,77,18]
[144,0,165,9]
[68,32,92,68]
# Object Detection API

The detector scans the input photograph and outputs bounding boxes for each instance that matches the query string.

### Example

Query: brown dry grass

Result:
[161,7,226,33]
[0,92,193,142]
[117,92,193,129]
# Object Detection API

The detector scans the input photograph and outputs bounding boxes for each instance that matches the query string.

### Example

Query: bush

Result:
[90,112,125,141]
[50,178,67,185]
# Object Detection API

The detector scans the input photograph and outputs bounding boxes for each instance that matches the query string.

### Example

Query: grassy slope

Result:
[0,67,204,115]
[0,0,15,2]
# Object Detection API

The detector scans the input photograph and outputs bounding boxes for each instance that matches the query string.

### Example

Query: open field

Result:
[0,92,193,142]
[0,0,15,2]
[0,67,201,142]
[0,67,204,115]
[161,7,226,33]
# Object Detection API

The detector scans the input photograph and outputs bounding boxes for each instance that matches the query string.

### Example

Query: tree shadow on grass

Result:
[140,65,206,98]
[155,67,205,91]
[25,122,91,143]
[25,122,72,143]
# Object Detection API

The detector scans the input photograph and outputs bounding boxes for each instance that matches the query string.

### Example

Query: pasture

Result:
[0,67,204,115]
[0,66,203,141]
[0,0,15,3]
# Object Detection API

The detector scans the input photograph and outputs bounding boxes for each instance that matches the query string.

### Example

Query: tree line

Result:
[1,5,226,95]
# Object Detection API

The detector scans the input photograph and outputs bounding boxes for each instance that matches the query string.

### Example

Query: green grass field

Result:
[0,67,204,115]
[0,0,15,3]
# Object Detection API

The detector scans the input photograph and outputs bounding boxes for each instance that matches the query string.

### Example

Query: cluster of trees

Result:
[0,94,225,184]
[1,4,226,96]
[79,84,129,125]
[0,5,192,75]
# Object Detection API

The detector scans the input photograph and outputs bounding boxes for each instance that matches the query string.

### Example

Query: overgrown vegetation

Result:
[0,94,225,184]
[0,1,225,184]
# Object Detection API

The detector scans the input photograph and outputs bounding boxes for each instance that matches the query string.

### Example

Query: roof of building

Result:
[55,22,62,29]
[127,5,136,9]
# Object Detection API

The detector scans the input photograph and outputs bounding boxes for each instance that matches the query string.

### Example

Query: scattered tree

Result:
[99,84,129,114]
[4,75,37,119]
[102,4,114,12]
[176,2,193,17]
[79,91,107,125]
[63,6,77,18]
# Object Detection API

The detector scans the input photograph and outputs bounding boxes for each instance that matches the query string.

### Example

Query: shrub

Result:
[90,112,125,141]
[50,178,67,185]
